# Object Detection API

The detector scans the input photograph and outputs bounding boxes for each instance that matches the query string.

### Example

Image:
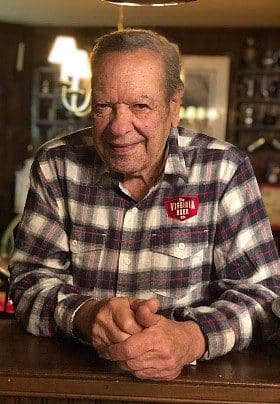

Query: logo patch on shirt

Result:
[164,196,199,221]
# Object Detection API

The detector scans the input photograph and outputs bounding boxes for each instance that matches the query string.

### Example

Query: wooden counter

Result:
[0,319,279,403]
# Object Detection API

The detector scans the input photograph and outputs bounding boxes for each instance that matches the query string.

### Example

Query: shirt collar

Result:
[163,127,193,182]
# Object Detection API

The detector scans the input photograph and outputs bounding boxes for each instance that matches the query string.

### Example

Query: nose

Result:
[108,104,134,136]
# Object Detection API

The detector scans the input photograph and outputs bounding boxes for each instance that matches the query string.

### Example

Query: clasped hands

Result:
[74,297,206,380]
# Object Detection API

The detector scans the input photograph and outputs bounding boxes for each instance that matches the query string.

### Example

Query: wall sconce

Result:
[48,36,92,117]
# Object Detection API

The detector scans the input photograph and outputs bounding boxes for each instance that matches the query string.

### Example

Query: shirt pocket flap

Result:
[151,228,209,260]
[69,225,106,253]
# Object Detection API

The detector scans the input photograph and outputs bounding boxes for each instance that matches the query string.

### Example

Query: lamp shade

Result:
[60,49,91,80]
[105,0,196,5]
[48,36,77,64]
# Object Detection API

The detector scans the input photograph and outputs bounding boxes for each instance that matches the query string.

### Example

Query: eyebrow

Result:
[92,96,157,106]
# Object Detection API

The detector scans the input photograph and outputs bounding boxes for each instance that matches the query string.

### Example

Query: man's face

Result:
[91,49,181,178]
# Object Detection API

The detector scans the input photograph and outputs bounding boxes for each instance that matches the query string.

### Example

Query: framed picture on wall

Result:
[180,55,231,141]
[260,183,280,231]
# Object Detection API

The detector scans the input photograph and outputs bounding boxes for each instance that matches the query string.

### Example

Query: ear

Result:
[169,89,183,128]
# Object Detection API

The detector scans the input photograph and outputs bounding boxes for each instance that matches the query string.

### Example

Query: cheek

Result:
[92,118,109,139]
[140,113,166,132]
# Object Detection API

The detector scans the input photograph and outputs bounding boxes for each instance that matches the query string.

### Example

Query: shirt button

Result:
[72,240,78,246]
[179,242,185,250]
[132,207,138,213]
[125,259,131,266]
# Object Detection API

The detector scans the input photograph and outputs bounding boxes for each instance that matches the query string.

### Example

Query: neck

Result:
[122,158,166,201]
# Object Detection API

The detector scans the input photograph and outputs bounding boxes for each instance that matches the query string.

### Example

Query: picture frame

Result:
[180,55,231,141]
[260,183,280,231]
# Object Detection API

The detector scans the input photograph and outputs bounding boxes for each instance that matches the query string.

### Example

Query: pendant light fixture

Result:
[105,0,196,5]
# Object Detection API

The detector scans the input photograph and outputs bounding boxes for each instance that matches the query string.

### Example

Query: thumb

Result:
[129,297,159,314]
[134,299,161,328]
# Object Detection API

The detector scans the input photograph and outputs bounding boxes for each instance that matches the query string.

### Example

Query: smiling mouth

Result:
[109,142,141,154]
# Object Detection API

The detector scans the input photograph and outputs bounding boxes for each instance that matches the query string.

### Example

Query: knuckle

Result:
[122,344,132,357]
[123,317,138,333]
[160,344,172,358]
[107,297,116,310]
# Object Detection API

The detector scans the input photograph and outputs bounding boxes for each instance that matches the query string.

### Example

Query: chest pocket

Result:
[150,227,209,301]
[69,225,106,289]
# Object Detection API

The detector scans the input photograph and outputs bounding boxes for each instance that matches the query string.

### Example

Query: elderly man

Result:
[9,29,280,381]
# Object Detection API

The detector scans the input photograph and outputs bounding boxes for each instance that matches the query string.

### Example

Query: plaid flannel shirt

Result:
[9,127,280,360]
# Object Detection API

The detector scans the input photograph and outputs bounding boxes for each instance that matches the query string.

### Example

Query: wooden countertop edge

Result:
[0,374,279,403]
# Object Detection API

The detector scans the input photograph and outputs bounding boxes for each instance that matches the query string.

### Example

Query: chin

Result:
[108,156,147,175]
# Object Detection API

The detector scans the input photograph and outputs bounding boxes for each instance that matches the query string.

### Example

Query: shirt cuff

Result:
[172,306,236,360]
[54,294,97,339]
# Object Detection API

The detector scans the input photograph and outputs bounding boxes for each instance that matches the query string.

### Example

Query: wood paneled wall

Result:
[0,23,279,236]
[0,23,33,234]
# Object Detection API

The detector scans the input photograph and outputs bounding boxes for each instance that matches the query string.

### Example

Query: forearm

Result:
[9,260,96,337]
[173,276,279,360]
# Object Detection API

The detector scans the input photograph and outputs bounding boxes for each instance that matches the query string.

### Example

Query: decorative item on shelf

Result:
[271,138,280,151]
[261,49,278,69]
[247,137,266,153]
[262,113,278,126]
[243,77,255,98]
[240,105,255,127]
[247,137,280,153]
[268,79,280,98]
[241,37,257,68]
[260,75,270,98]
[266,162,280,184]
[41,79,50,94]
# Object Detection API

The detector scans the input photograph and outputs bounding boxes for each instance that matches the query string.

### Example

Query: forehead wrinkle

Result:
[92,50,166,105]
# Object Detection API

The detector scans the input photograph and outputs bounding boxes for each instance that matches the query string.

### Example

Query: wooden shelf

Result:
[235,125,280,131]
[236,98,280,104]
[238,68,280,76]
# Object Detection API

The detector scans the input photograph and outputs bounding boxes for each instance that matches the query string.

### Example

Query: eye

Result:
[93,103,112,117]
[130,103,151,116]
[132,103,149,110]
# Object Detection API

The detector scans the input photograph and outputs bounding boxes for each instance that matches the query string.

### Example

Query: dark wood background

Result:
[0,22,279,238]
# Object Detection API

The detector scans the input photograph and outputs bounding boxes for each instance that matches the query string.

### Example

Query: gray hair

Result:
[90,28,184,101]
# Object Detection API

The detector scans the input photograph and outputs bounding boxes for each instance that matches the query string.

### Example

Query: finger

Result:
[128,298,146,312]
[106,330,154,361]
[118,361,182,381]
[92,319,131,347]
[135,304,161,328]
[116,355,183,380]
[106,328,132,344]
[114,313,143,335]
[116,349,180,372]
[130,298,159,314]
[111,302,143,335]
